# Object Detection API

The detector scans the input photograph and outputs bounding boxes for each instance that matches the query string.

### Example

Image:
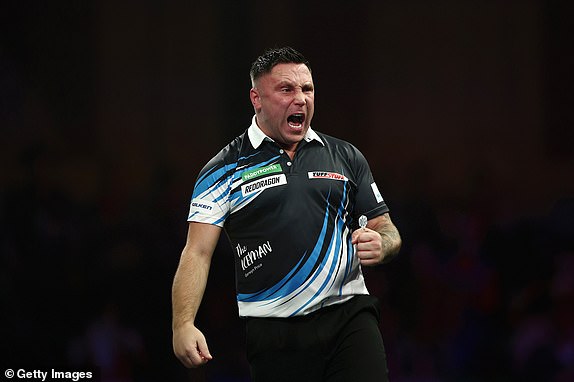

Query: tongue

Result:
[288,115,303,127]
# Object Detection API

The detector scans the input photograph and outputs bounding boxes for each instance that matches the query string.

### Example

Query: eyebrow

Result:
[276,80,314,90]
[276,80,294,87]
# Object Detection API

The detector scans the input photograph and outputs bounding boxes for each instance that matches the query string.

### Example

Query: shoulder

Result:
[215,132,249,161]
[197,131,249,180]
[206,131,250,165]
[314,131,365,160]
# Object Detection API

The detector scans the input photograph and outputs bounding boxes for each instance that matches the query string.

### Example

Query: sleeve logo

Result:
[189,199,215,216]
[371,182,384,203]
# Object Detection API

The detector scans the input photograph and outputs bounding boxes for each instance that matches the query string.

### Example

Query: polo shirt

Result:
[188,116,389,317]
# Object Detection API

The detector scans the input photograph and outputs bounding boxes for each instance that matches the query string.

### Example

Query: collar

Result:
[247,115,324,149]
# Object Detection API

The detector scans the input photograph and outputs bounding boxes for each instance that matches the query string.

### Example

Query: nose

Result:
[293,89,306,105]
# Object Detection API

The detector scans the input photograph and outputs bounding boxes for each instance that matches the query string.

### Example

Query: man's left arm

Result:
[352,213,402,266]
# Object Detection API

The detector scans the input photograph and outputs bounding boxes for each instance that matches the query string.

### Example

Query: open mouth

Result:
[287,113,305,128]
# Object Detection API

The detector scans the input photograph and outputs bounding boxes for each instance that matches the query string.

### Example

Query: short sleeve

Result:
[351,146,389,220]
[187,155,236,227]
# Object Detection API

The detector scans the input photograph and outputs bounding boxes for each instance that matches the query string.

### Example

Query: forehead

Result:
[264,63,313,84]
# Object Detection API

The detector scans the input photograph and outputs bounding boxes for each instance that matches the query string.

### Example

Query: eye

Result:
[302,84,314,93]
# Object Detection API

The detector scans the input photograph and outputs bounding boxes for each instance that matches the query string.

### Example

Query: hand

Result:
[352,227,385,266]
[173,322,213,368]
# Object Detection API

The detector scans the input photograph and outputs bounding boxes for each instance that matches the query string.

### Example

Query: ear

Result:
[250,87,261,110]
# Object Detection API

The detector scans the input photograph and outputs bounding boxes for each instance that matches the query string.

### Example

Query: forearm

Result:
[172,247,212,330]
[171,224,219,368]
[370,213,402,264]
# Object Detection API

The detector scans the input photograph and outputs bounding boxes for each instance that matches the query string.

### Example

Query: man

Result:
[172,46,401,382]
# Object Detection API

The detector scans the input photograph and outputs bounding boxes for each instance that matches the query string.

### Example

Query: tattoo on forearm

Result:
[377,218,401,262]
[381,227,400,253]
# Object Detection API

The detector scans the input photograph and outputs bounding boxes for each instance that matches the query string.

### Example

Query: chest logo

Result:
[308,171,348,181]
[241,174,287,196]
[242,163,283,181]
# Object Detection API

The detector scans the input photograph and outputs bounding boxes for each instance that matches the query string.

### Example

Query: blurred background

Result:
[1,1,573,381]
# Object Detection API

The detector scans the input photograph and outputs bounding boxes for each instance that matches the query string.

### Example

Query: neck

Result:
[284,148,296,160]
[277,142,297,159]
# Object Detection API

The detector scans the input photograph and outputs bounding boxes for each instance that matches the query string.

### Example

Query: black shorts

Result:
[245,295,389,382]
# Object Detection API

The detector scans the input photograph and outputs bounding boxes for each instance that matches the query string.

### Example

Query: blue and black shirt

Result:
[188,116,389,318]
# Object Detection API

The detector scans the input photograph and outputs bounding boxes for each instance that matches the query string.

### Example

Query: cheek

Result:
[307,100,315,115]
[267,96,288,110]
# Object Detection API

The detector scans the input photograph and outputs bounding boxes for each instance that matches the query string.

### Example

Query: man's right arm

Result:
[172,222,222,368]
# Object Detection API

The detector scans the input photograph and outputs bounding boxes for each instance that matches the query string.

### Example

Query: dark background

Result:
[1,1,573,381]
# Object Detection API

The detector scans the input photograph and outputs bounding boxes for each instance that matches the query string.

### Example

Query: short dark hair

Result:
[250,46,311,84]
